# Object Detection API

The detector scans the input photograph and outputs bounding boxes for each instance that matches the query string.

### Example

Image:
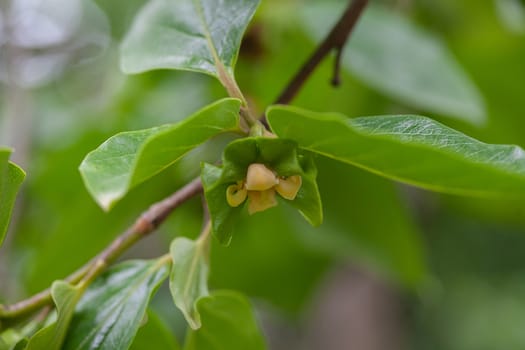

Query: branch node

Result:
[137,213,156,233]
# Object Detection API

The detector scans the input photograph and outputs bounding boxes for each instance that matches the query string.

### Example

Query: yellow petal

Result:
[275,175,302,200]
[245,163,278,191]
[226,182,247,207]
[247,189,278,214]
[263,130,277,138]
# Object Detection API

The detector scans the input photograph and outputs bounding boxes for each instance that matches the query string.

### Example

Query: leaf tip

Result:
[302,210,323,228]
[215,228,233,246]
[187,316,202,330]
[97,194,117,211]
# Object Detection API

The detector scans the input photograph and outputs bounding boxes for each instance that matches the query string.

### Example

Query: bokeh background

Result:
[1,0,525,349]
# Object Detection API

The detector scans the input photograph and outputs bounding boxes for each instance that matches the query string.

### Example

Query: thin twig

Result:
[331,47,344,87]
[273,0,369,105]
[0,178,203,319]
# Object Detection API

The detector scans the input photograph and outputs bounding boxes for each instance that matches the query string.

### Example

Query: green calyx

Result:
[201,137,323,245]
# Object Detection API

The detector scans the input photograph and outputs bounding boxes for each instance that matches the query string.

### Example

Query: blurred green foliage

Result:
[1,0,525,348]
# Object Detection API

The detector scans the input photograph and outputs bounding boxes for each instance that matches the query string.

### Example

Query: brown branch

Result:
[0,178,203,320]
[273,0,369,105]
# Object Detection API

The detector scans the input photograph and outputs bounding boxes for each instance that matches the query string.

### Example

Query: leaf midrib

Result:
[274,112,525,186]
[72,260,167,350]
[192,0,225,71]
[181,241,205,305]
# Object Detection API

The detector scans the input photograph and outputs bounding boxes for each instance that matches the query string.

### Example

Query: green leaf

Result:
[10,340,27,350]
[121,0,260,78]
[0,329,27,350]
[0,148,25,247]
[0,330,19,350]
[202,137,322,244]
[169,237,209,329]
[183,291,266,350]
[2,339,27,350]
[130,309,180,350]
[201,163,240,245]
[267,105,525,198]
[79,98,240,210]
[301,3,486,125]
[26,282,84,350]
[0,315,47,350]
[63,258,170,350]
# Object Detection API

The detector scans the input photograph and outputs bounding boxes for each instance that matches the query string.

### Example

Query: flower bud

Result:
[263,130,277,138]
[275,175,302,200]
[245,163,278,191]
[247,189,277,214]
[226,181,247,207]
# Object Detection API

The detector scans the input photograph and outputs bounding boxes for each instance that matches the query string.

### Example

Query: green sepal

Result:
[286,153,322,226]
[201,137,322,245]
[221,138,303,182]
[201,163,240,245]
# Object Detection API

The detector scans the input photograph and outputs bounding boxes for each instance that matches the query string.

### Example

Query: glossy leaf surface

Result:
[169,237,209,329]
[62,259,169,350]
[121,0,260,77]
[0,148,25,247]
[301,3,486,125]
[268,105,525,198]
[79,98,240,210]
[183,291,266,350]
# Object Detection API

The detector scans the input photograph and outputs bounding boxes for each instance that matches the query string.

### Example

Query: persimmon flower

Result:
[226,163,302,214]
